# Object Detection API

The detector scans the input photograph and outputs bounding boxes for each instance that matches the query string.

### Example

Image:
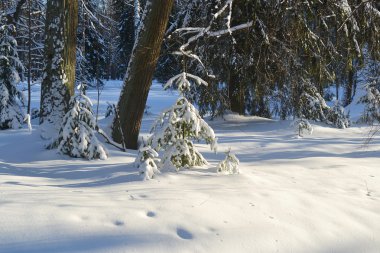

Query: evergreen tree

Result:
[292,118,313,138]
[217,149,239,175]
[48,85,108,160]
[149,73,217,170]
[135,145,160,180]
[0,21,24,130]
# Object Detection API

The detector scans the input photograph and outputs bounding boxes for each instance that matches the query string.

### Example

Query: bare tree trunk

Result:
[40,0,78,131]
[112,0,174,150]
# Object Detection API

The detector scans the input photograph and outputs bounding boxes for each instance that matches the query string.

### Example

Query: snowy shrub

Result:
[135,145,160,180]
[48,87,108,160]
[360,85,380,124]
[217,149,239,174]
[298,81,349,129]
[0,23,24,130]
[326,101,350,129]
[149,96,217,170]
[299,86,329,122]
[149,71,217,171]
[292,118,313,138]
[161,139,207,170]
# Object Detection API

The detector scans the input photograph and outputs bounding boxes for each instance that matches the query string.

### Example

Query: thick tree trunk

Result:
[111,0,174,150]
[228,70,245,115]
[40,0,78,131]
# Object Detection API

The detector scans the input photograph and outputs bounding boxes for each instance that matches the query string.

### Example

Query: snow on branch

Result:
[164,72,208,92]
[173,0,253,53]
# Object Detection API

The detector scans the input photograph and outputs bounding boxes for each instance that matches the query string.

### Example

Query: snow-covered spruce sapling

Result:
[149,72,217,171]
[360,84,380,124]
[217,149,239,175]
[47,85,108,160]
[0,23,25,130]
[135,145,160,180]
[327,101,350,129]
[292,118,313,138]
[298,81,349,129]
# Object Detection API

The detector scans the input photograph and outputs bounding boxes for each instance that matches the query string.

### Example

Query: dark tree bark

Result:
[228,70,245,115]
[112,0,175,150]
[40,0,78,129]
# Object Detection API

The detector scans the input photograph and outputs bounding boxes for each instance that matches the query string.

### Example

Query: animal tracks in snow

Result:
[176,227,193,240]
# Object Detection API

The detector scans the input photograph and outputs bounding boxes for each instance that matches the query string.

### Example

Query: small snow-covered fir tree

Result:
[47,85,108,160]
[292,118,313,138]
[298,80,349,129]
[0,22,24,130]
[360,84,380,124]
[217,149,239,175]
[149,72,217,170]
[135,145,160,180]
[327,101,350,129]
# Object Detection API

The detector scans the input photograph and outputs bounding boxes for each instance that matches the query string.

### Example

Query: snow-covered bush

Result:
[149,71,217,171]
[298,81,349,128]
[135,145,160,180]
[217,149,239,174]
[149,96,217,170]
[299,85,329,122]
[326,101,350,129]
[0,23,24,130]
[292,118,313,138]
[161,139,207,170]
[360,85,380,124]
[47,86,108,160]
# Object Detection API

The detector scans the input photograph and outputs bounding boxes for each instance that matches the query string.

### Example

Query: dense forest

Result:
[0,0,379,149]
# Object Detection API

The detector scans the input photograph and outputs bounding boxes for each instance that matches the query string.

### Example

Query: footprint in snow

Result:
[176,228,193,240]
[114,220,125,226]
[146,211,156,217]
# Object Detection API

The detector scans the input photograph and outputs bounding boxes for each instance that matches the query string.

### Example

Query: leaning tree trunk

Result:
[40,0,78,133]
[112,0,175,150]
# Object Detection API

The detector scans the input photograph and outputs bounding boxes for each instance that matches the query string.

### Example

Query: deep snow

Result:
[0,81,379,253]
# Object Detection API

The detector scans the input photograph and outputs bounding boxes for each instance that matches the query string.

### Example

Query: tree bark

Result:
[40,0,78,129]
[228,70,245,115]
[112,0,174,150]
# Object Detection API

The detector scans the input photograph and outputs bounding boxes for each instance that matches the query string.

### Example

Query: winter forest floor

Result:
[0,81,379,253]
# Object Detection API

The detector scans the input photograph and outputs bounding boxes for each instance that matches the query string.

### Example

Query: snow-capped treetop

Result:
[164,71,208,93]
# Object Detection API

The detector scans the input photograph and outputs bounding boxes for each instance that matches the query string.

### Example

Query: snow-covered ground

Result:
[1,81,379,253]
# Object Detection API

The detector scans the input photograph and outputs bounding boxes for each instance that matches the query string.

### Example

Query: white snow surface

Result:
[1,80,380,253]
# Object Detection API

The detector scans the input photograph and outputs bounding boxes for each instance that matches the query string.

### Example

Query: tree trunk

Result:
[344,67,354,107]
[228,70,245,115]
[40,0,78,131]
[111,0,174,150]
